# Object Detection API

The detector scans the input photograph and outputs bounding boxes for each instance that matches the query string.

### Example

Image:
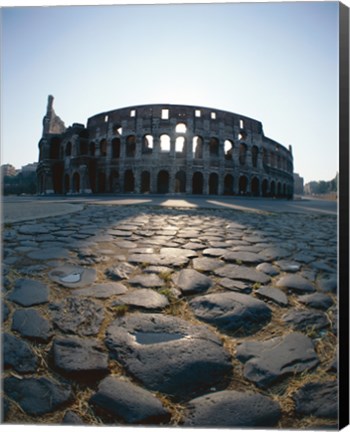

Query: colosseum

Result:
[37,96,294,197]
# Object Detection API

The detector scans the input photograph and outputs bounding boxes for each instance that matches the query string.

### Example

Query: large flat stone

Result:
[236,332,319,388]
[293,381,338,419]
[27,247,70,260]
[298,292,334,310]
[183,390,281,427]
[12,309,53,342]
[52,337,109,379]
[282,309,329,331]
[4,376,72,415]
[255,286,288,307]
[50,297,104,336]
[192,257,224,272]
[90,376,171,424]
[105,313,232,401]
[128,274,164,288]
[276,274,315,293]
[73,282,128,298]
[113,289,169,309]
[214,264,270,284]
[223,251,264,264]
[3,333,38,373]
[7,279,50,306]
[172,269,213,295]
[48,265,97,288]
[189,292,271,335]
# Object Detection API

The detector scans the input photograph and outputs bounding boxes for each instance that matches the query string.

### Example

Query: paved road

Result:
[2,195,337,223]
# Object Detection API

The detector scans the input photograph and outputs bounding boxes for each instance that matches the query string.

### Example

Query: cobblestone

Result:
[2,202,338,428]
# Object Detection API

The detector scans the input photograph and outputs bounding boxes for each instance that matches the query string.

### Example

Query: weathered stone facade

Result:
[37,96,294,197]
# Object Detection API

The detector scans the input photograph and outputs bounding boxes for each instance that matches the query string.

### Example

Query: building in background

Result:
[293,173,304,195]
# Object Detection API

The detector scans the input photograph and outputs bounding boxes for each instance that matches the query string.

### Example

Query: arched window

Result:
[209,173,218,194]
[160,134,171,152]
[142,135,153,154]
[100,139,107,157]
[224,174,234,195]
[80,141,88,155]
[141,171,151,193]
[224,140,233,160]
[192,172,203,194]
[251,177,260,196]
[65,142,72,157]
[239,176,248,194]
[50,137,61,159]
[126,135,136,157]
[73,172,80,193]
[193,136,203,158]
[90,142,95,156]
[175,123,187,133]
[157,170,170,193]
[112,138,120,158]
[124,170,135,192]
[175,137,185,154]
[175,171,186,193]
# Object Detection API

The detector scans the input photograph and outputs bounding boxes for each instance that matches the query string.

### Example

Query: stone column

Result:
[134,168,141,194]
[203,171,209,195]
[80,165,92,194]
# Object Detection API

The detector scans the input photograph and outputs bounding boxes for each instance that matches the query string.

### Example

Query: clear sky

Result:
[1,1,342,183]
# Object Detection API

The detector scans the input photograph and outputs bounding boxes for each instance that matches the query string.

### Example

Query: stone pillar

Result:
[186,168,192,194]
[151,168,157,194]
[233,175,239,195]
[44,169,54,194]
[80,165,92,193]
[203,171,209,195]
[218,174,224,195]
[134,168,141,194]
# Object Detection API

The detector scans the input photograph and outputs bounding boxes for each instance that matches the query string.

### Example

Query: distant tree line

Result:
[304,173,338,195]
[2,171,37,195]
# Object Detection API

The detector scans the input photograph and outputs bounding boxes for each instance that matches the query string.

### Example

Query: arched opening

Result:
[270,152,276,168]
[65,142,72,157]
[239,143,247,166]
[157,170,170,193]
[209,137,219,157]
[283,183,287,197]
[80,141,88,155]
[270,180,276,196]
[160,134,171,153]
[209,173,219,194]
[90,142,95,156]
[192,172,203,194]
[262,179,269,196]
[262,148,268,165]
[112,138,120,158]
[239,175,248,195]
[252,146,259,168]
[126,135,136,157]
[141,171,151,193]
[98,172,106,193]
[73,172,80,193]
[175,123,187,133]
[113,124,122,136]
[277,182,282,197]
[224,140,233,160]
[124,170,135,192]
[64,174,70,193]
[175,137,186,155]
[224,174,234,195]
[53,164,63,194]
[251,177,260,196]
[100,139,107,157]
[193,136,203,158]
[142,135,153,154]
[109,170,119,192]
[50,137,61,159]
[175,171,186,193]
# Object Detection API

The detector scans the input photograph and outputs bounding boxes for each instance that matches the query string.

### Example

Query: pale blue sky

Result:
[1,1,340,183]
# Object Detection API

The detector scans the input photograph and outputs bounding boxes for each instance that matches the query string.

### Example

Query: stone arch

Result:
[98,172,106,193]
[65,142,72,157]
[270,180,276,196]
[192,172,203,194]
[239,143,247,166]
[142,135,153,154]
[175,122,187,133]
[262,179,269,197]
[239,175,248,194]
[141,171,151,193]
[209,137,219,157]
[224,174,234,195]
[262,148,268,165]
[251,176,260,196]
[64,174,70,193]
[193,136,203,158]
[90,142,95,156]
[252,146,259,168]
[224,140,233,160]
[124,169,135,192]
[112,138,121,158]
[175,137,186,155]
[80,141,88,155]
[100,139,107,157]
[160,134,171,153]
[73,172,80,193]
[283,183,287,197]
[175,170,186,193]
[157,170,170,193]
[52,164,63,194]
[277,181,282,197]
[126,135,136,157]
[209,173,219,194]
[109,170,119,192]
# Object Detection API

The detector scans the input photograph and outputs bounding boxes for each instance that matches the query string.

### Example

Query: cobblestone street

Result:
[2,198,338,428]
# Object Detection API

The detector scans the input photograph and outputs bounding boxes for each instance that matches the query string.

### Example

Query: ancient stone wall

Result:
[37,100,294,197]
